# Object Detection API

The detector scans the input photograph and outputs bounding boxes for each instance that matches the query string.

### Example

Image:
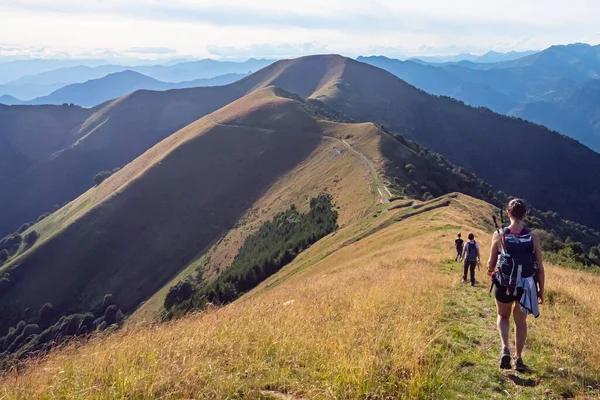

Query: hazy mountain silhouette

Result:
[411,49,538,64]
[0,95,21,105]
[359,44,600,149]
[0,59,109,84]
[26,71,247,107]
[3,58,273,88]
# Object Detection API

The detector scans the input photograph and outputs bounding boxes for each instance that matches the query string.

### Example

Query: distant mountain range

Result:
[0,95,21,105]
[17,71,248,107]
[358,43,600,150]
[0,58,275,100]
[411,49,538,64]
[0,59,110,84]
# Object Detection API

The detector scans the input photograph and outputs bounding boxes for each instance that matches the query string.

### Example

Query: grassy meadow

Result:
[1,194,599,399]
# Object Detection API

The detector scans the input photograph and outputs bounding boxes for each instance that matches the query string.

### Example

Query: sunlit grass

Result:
[2,194,600,399]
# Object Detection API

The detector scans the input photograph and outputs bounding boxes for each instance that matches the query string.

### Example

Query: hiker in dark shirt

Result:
[460,233,480,286]
[455,233,464,261]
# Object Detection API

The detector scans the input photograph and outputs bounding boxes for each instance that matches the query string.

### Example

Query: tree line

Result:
[0,294,125,370]
[165,194,338,316]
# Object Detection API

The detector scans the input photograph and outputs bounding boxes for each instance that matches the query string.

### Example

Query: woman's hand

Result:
[538,291,544,304]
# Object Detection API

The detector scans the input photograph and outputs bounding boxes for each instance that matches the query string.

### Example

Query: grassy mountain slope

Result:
[0,84,245,236]
[0,104,91,181]
[277,55,600,228]
[3,53,600,238]
[3,194,599,399]
[0,87,328,321]
[1,82,517,331]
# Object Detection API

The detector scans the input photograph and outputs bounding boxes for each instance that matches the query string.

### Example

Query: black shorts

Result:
[494,285,522,303]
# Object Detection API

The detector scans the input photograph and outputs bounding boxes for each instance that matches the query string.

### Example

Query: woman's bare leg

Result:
[496,300,512,349]
[513,302,528,358]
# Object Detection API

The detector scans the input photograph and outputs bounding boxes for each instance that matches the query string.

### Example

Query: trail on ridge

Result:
[208,115,390,204]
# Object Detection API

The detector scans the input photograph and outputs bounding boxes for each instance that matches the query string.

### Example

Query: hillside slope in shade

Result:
[0,87,325,319]
[510,79,600,151]
[359,45,600,151]
[0,104,91,180]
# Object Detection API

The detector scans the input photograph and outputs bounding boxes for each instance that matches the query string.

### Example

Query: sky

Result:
[1,0,599,60]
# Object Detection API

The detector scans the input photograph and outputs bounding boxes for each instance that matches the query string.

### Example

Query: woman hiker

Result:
[487,199,545,372]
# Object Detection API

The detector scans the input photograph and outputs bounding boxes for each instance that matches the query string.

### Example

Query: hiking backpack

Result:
[494,227,537,292]
[465,241,478,261]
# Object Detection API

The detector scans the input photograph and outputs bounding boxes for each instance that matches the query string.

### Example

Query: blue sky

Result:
[1,0,599,60]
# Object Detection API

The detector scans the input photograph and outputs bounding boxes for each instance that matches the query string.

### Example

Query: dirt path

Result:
[435,257,599,399]
[208,115,390,204]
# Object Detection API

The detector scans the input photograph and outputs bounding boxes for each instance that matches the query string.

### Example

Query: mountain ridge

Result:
[2,53,600,240]
[358,44,600,150]
[23,70,247,107]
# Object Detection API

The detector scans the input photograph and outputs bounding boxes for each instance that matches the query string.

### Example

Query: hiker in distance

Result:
[460,233,480,286]
[455,233,464,261]
[487,199,545,372]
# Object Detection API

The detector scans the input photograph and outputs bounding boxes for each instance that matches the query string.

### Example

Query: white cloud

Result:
[0,0,598,59]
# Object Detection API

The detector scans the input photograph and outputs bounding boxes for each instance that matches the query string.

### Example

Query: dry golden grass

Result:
[0,196,460,399]
[529,264,600,381]
[3,261,448,399]
[3,195,600,399]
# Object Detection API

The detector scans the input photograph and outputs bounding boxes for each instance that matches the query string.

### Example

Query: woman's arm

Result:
[532,232,545,304]
[487,231,500,276]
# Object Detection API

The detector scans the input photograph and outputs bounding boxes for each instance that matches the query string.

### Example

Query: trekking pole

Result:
[492,215,499,230]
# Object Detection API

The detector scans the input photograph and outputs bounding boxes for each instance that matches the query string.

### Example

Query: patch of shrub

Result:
[115,310,125,325]
[164,281,194,310]
[0,233,22,253]
[94,170,113,186]
[37,213,50,222]
[0,294,126,369]
[102,294,115,310]
[17,223,32,234]
[0,249,8,264]
[422,192,433,201]
[0,276,11,293]
[103,305,118,326]
[38,303,55,329]
[24,230,40,246]
[168,195,338,316]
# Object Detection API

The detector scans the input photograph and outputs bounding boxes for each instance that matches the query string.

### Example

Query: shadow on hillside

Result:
[0,123,324,326]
